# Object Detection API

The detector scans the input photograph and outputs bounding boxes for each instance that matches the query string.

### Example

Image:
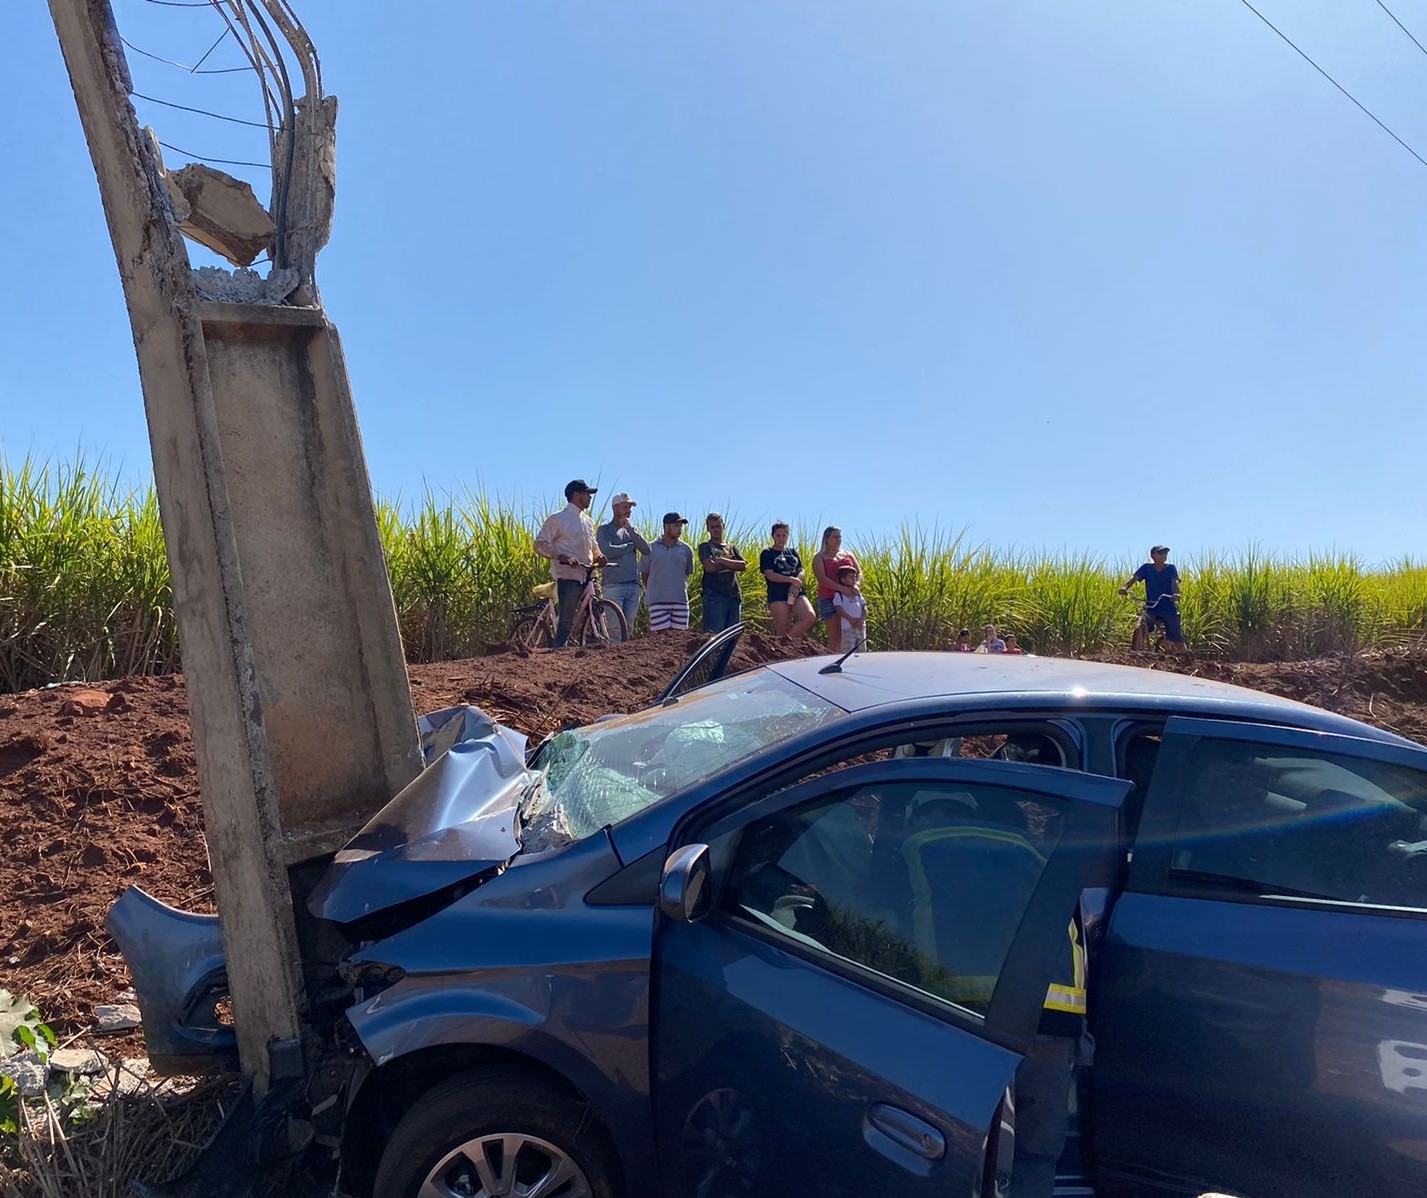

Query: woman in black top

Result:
[759,521,818,640]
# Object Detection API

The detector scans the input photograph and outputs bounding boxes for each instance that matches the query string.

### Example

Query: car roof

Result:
[764,651,1404,743]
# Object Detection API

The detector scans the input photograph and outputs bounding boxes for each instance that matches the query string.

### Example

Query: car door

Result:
[651,756,1127,1198]
[1094,716,1427,1198]
[658,622,745,703]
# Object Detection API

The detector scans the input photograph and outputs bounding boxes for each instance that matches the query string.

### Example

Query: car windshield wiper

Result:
[1169,867,1337,903]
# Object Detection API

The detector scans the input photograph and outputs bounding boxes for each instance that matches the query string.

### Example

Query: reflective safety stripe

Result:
[1043,983,1087,1014]
[1042,919,1087,1016]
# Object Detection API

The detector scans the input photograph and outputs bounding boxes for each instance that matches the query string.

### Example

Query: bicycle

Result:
[511,562,628,649]
[1127,592,1177,654]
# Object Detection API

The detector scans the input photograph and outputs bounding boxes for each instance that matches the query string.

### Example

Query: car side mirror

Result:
[659,844,712,923]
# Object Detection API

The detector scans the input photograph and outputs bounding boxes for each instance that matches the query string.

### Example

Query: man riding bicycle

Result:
[1118,544,1186,652]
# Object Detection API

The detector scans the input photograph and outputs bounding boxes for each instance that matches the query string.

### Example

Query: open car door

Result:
[652,756,1127,1198]
[657,622,745,703]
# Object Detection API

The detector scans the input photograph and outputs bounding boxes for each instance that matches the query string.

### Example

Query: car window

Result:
[1168,738,1427,911]
[521,671,844,849]
[722,778,1065,1019]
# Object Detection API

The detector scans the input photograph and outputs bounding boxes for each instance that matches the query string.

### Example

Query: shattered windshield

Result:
[520,671,844,850]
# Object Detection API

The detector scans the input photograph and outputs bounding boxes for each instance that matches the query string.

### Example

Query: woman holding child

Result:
[812,526,860,652]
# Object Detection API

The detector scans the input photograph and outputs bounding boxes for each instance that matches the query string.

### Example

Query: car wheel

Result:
[372,1066,620,1198]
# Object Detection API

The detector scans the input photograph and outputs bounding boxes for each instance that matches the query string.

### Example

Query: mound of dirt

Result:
[0,638,1423,1044]
[1088,647,1427,744]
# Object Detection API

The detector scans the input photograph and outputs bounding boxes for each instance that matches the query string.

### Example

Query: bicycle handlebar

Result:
[1120,587,1178,606]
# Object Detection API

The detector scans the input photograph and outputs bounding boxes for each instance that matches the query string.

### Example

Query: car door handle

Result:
[866,1104,946,1163]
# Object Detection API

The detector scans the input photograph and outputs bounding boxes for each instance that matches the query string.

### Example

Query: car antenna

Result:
[818,642,863,675]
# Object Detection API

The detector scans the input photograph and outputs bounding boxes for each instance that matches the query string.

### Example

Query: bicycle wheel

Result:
[578,598,628,646]
[1130,620,1150,653]
[512,607,555,649]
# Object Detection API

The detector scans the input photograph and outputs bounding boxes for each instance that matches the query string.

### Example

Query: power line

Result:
[141,0,219,8]
[120,35,252,73]
[1374,0,1427,60]
[188,26,230,72]
[131,90,274,129]
[1236,0,1427,170]
[157,139,270,169]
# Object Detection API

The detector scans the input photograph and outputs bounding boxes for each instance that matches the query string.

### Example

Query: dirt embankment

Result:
[1,638,1424,1041]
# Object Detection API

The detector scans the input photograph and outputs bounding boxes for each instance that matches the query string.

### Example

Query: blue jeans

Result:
[702,591,742,633]
[1145,598,1184,643]
[604,580,642,642]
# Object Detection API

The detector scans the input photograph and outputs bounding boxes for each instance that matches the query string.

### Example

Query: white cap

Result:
[611,492,635,506]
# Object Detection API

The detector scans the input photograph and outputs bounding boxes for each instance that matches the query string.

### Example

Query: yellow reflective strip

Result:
[1044,983,1087,1014]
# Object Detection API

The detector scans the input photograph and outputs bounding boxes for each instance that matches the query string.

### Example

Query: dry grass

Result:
[2,1066,238,1198]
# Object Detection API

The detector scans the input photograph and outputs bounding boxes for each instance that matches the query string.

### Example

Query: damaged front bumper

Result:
[106,705,531,1074]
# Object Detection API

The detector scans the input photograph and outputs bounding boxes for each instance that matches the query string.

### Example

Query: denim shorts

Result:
[818,596,837,619]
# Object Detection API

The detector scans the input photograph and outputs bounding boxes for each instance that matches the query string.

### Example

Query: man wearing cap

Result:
[597,492,650,642]
[1119,545,1185,651]
[641,513,695,632]
[534,479,604,648]
[698,513,746,633]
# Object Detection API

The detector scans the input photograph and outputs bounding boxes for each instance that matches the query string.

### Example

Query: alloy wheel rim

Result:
[418,1131,592,1198]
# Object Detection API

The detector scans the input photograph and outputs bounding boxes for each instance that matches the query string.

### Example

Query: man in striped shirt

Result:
[640,513,694,632]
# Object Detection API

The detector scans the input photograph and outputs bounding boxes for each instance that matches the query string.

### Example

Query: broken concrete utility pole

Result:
[48,0,422,1091]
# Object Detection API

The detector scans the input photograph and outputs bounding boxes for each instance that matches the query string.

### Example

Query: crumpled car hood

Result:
[308,705,532,926]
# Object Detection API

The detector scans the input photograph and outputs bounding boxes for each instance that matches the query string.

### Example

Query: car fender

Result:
[345,967,658,1192]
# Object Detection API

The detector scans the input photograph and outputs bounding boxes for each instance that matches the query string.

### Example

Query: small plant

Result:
[0,990,55,1065]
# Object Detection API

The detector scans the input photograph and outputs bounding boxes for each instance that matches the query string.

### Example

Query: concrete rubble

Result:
[90,1058,154,1099]
[0,1049,50,1097]
[50,1046,110,1076]
[169,163,274,268]
[191,263,302,305]
[93,1001,142,1032]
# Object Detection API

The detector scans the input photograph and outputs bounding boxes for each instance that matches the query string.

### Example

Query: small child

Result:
[832,565,868,651]
[1004,633,1025,656]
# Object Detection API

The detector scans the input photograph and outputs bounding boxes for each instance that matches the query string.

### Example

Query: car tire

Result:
[372,1065,621,1198]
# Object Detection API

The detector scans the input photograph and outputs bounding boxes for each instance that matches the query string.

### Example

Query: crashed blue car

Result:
[112,634,1427,1197]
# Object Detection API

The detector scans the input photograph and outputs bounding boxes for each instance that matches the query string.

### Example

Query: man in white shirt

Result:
[534,479,603,647]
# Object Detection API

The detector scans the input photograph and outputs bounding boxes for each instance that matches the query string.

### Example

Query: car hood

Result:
[308,706,533,926]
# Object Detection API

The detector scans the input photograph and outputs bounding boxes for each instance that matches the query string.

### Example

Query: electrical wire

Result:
[1237,0,1427,170]
[120,35,253,74]
[131,90,274,129]
[187,26,229,72]
[157,139,271,169]
[1374,0,1427,60]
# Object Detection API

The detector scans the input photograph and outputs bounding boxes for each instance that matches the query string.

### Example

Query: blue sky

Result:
[5,1,1427,563]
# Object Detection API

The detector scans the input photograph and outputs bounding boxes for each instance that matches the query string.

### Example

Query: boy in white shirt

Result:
[831,565,868,651]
